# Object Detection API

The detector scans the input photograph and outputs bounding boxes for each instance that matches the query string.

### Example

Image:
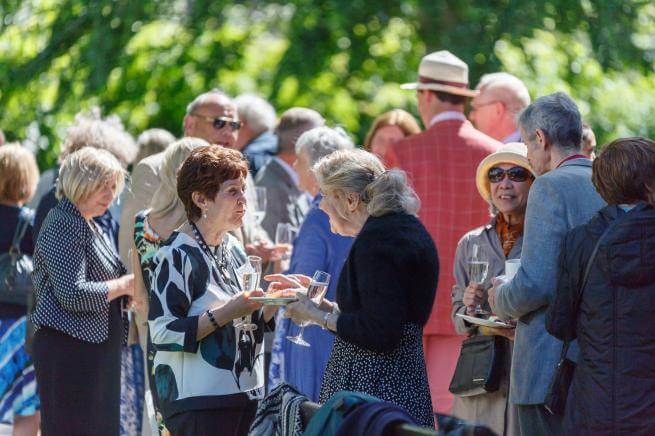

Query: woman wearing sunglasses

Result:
[450,142,535,436]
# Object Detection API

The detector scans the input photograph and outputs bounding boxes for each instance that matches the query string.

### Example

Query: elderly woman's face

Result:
[293,149,317,195]
[489,163,533,216]
[319,189,354,237]
[205,176,247,230]
[77,178,117,219]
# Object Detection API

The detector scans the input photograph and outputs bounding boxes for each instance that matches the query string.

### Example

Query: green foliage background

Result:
[1,0,654,170]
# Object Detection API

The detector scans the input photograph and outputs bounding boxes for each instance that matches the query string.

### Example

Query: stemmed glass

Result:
[468,244,490,316]
[287,270,331,347]
[253,187,267,225]
[275,222,295,262]
[235,255,262,331]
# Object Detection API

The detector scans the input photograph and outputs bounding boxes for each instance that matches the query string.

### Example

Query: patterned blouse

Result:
[148,231,268,419]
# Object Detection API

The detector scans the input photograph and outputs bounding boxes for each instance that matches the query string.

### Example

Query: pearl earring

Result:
[203,210,208,219]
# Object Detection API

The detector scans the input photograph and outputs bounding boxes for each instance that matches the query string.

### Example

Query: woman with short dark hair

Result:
[148,145,277,435]
[547,137,655,434]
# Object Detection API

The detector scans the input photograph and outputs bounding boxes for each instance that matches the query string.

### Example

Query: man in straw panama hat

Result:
[393,50,501,414]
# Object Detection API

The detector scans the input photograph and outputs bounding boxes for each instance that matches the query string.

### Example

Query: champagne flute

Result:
[235,256,262,331]
[287,270,331,347]
[253,187,267,225]
[275,223,294,262]
[468,244,490,316]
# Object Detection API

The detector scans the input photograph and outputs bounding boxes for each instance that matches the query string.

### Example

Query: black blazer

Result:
[335,212,439,353]
[31,197,127,343]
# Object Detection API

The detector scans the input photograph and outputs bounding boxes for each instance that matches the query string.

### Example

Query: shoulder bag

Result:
[0,209,34,306]
[449,333,507,394]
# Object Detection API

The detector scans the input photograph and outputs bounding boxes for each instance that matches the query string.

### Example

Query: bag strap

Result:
[560,209,632,357]
[9,208,33,257]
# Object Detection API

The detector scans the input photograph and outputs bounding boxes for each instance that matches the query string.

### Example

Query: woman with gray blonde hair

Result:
[32,147,134,436]
[275,148,438,427]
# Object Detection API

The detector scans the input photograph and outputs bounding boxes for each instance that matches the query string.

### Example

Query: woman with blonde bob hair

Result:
[130,137,209,433]
[0,144,40,436]
[277,148,438,427]
[32,147,134,436]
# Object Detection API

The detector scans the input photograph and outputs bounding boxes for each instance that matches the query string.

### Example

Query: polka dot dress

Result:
[319,323,435,427]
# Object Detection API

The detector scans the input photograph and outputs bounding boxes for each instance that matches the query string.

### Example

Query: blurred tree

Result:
[0,0,653,169]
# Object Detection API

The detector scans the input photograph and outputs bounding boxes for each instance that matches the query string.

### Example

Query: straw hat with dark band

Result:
[401,50,478,98]
[475,142,537,201]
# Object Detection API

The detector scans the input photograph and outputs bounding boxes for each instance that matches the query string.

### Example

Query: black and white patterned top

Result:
[31,197,128,343]
[148,231,270,420]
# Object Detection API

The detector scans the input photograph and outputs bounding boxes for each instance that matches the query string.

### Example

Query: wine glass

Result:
[287,270,331,347]
[275,223,294,262]
[468,244,490,316]
[253,187,267,225]
[235,256,262,331]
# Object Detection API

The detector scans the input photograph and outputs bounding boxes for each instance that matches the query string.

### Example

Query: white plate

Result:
[456,313,514,329]
[249,296,298,305]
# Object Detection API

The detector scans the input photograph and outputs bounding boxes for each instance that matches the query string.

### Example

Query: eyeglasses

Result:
[487,166,532,183]
[192,113,242,131]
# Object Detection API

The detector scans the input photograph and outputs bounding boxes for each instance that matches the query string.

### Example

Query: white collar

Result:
[274,156,299,187]
[429,111,467,127]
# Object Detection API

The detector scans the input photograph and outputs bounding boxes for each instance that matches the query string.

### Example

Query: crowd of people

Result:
[0,47,654,436]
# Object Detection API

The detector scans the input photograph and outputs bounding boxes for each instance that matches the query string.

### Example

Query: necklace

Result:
[189,221,233,283]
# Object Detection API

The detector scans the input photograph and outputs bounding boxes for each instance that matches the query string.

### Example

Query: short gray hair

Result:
[477,72,531,116]
[234,94,277,136]
[61,108,137,167]
[295,126,353,166]
[277,108,325,154]
[313,148,419,217]
[519,92,582,152]
[135,128,176,163]
[186,89,232,115]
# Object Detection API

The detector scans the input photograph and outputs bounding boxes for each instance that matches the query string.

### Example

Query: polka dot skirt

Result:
[319,323,434,427]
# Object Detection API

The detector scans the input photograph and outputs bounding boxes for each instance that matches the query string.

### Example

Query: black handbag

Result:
[0,209,34,306]
[449,334,506,394]
[544,212,628,415]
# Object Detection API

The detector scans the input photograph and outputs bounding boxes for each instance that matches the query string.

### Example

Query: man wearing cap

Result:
[395,50,501,413]
[469,72,531,143]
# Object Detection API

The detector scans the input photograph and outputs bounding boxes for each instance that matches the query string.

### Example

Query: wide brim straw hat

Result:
[475,142,537,201]
[400,50,478,98]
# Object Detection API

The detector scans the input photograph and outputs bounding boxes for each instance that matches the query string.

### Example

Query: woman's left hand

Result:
[284,292,322,326]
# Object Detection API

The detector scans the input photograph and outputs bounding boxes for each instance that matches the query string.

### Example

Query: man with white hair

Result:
[234,94,279,176]
[469,72,531,143]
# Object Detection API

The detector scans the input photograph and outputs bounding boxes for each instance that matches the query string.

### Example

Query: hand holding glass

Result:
[468,244,489,315]
[235,256,262,331]
[287,270,331,347]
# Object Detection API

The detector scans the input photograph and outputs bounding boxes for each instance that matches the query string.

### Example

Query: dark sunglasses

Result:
[487,166,532,183]
[192,113,242,131]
